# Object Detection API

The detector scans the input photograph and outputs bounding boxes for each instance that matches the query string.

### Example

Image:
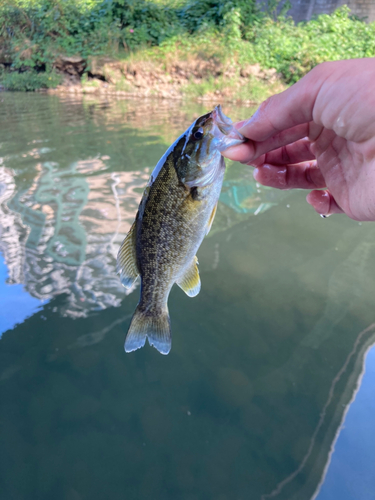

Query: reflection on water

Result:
[0,96,276,318]
[314,344,375,500]
[302,228,375,349]
[0,93,375,500]
[1,157,149,317]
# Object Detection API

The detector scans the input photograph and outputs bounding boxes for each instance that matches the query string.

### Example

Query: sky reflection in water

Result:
[0,93,374,500]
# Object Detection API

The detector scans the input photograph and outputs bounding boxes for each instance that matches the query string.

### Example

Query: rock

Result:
[103,66,123,85]
[240,63,262,78]
[60,73,81,86]
[82,86,98,94]
[134,75,148,88]
[54,55,86,76]
[60,55,85,64]
[260,67,280,83]
[87,56,115,78]
[240,63,280,83]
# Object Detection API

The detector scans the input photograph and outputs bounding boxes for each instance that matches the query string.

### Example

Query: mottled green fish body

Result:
[117,106,244,354]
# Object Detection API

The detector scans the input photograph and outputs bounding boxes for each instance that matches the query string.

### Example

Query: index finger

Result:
[238,65,325,142]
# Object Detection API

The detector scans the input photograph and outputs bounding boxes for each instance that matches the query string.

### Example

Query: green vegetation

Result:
[0,69,62,91]
[248,7,375,82]
[1,1,375,92]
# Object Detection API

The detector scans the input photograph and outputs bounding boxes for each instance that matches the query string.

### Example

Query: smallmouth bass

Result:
[117,105,244,354]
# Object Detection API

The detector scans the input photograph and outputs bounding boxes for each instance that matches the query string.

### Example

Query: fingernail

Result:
[238,110,259,132]
[234,120,247,130]
[307,190,330,215]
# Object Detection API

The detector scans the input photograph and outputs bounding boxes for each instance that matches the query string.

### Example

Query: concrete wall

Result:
[267,0,375,23]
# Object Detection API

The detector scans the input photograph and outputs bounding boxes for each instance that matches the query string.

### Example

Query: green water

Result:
[1,93,375,500]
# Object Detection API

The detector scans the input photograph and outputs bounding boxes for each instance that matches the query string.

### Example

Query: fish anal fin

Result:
[116,220,139,289]
[177,256,201,297]
[206,202,218,235]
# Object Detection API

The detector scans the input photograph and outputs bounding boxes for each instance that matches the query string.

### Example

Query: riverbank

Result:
[1,2,375,101]
[41,55,285,104]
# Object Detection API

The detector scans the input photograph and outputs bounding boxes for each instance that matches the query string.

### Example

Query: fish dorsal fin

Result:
[116,220,139,289]
[177,256,201,297]
[206,202,218,235]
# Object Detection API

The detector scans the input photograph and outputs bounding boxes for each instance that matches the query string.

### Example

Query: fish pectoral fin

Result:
[205,202,218,235]
[177,256,201,297]
[116,220,139,289]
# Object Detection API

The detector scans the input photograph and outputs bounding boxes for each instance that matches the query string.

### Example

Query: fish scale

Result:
[117,106,244,354]
[138,159,197,310]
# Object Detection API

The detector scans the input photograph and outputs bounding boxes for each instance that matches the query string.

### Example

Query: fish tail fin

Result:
[125,305,171,355]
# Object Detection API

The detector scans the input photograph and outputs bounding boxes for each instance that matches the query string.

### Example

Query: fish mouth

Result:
[212,105,233,133]
[211,105,245,148]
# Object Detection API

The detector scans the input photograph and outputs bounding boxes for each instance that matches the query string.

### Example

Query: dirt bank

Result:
[45,55,286,103]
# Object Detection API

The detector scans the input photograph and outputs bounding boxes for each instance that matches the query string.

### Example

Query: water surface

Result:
[1,93,375,500]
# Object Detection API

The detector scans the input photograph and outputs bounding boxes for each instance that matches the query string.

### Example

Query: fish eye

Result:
[193,128,204,140]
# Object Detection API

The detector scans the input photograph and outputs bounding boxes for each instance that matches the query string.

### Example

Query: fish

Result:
[116,105,244,354]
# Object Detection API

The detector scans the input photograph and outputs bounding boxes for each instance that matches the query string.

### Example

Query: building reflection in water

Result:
[0,158,149,318]
[0,166,29,285]
[0,154,278,319]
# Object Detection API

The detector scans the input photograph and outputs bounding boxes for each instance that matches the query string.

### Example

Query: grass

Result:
[182,75,279,103]
[0,70,62,91]
[1,2,375,98]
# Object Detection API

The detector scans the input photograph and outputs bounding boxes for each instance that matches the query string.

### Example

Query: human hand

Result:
[223,58,375,221]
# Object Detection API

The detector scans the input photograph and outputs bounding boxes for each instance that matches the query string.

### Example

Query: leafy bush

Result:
[108,0,180,49]
[1,70,62,91]
[0,0,260,66]
[0,1,375,89]
[0,0,117,68]
[177,0,258,35]
[248,6,375,82]
[138,5,375,82]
